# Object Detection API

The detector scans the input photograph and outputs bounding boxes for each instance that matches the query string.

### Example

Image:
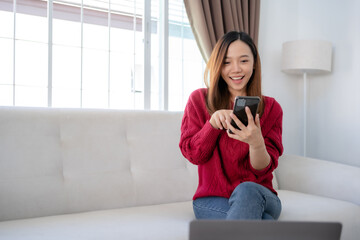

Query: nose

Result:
[231,62,242,72]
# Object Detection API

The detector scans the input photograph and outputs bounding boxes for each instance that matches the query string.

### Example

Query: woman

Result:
[179,31,283,220]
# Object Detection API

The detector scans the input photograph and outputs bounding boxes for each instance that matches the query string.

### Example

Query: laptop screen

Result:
[189,220,342,240]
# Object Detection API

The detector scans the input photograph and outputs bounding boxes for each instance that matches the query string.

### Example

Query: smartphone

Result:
[230,96,260,133]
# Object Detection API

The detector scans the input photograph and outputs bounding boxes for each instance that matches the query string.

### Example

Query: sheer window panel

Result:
[109,27,136,109]
[82,48,108,108]
[151,64,160,110]
[16,13,47,43]
[0,9,13,38]
[82,88,108,108]
[0,38,13,85]
[82,1,109,51]
[183,59,204,102]
[52,45,81,88]
[168,34,205,111]
[0,85,13,106]
[168,34,184,111]
[110,28,144,109]
[82,48,108,89]
[53,18,81,47]
[109,52,133,109]
[109,90,134,110]
[53,0,81,46]
[134,90,144,110]
[132,29,144,109]
[83,0,108,10]
[134,30,144,111]
[168,32,185,111]
[168,58,183,111]
[15,40,47,88]
[151,23,160,110]
[109,16,136,108]
[110,27,135,55]
[183,38,205,101]
[0,0,204,110]
[150,0,161,110]
[109,0,142,53]
[167,0,205,111]
[168,35,182,61]
[52,3,81,108]
[13,4,48,107]
[52,88,81,108]
[83,22,109,50]
[15,86,47,107]
[133,63,144,109]
[52,45,81,107]
[183,37,201,60]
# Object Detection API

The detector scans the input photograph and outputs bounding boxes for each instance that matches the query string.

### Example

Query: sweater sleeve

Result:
[249,98,284,177]
[179,90,222,165]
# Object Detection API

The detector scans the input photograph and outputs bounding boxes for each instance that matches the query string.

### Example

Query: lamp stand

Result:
[303,72,307,157]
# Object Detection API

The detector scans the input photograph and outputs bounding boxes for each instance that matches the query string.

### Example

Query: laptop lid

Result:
[189,220,342,240]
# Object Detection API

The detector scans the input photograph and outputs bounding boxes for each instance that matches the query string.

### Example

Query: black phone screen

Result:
[230,96,260,131]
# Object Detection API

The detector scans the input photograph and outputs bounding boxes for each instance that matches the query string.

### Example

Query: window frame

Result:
[0,0,203,110]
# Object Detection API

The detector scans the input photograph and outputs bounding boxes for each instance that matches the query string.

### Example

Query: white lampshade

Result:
[282,40,332,74]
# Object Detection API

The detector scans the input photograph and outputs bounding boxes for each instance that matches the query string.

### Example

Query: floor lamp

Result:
[281,40,332,156]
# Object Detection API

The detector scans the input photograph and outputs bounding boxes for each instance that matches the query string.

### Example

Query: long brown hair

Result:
[204,31,264,116]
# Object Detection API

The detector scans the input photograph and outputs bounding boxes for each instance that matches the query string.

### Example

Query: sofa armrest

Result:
[275,154,360,205]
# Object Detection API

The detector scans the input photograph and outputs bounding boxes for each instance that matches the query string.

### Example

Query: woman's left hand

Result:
[226,106,264,148]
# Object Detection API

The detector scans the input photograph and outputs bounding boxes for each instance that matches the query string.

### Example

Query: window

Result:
[0,0,205,111]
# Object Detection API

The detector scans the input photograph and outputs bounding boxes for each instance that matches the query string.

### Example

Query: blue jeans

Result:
[193,182,281,220]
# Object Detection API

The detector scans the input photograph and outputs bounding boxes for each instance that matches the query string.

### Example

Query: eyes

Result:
[223,59,250,65]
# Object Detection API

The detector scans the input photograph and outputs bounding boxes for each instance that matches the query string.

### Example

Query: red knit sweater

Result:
[179,88,283,200]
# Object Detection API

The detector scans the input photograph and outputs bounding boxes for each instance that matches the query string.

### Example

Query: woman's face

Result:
[221,40,254,99]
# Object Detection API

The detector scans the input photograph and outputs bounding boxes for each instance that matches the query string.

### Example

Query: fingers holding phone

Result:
[227,110,263,146]
[243,106,261,128]
[229,96,260,132]
[227,96,263,145]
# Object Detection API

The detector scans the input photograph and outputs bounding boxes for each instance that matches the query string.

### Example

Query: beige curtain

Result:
[184,0,260,62]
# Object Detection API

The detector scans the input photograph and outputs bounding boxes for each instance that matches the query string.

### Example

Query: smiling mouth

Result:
[230,76,244,80]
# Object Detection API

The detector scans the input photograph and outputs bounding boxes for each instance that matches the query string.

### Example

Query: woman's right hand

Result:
[209,110,233,130]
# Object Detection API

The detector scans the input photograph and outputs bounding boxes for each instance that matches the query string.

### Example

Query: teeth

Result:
[231,76,243,80]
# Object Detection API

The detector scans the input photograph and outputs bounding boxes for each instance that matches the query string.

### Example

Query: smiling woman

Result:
[0,0,205,110]
[221,40,255,98]
[204,31,263,116]
[179,31,284,221]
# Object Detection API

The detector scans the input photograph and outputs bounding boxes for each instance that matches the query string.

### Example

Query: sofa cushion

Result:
[276,154,360,205]
[278,190,360,240]
[1,191,358,240]
[0,108,198,221]
[272,173,278,190]
[0,201,195,240]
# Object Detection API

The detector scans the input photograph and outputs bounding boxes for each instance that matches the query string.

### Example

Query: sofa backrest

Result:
[0,107,198,221]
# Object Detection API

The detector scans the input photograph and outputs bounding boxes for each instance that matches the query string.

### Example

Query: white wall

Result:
[259,0,360,167]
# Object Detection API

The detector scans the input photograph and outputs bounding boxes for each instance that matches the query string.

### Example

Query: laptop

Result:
[189,220,342,240]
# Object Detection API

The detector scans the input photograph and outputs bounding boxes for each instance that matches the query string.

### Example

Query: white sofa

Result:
[0,107,359,240]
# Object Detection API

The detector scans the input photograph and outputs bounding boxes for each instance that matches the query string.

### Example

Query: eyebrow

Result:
[225,55,250,59]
